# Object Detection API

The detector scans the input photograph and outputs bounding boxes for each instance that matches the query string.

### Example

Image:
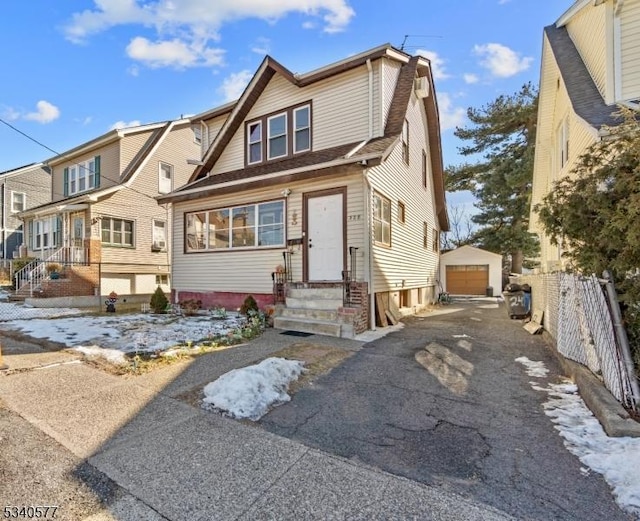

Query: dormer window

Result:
[247,122,262,164]
[294,105,310,153]
[245,102,312,166]
[268,113,287,160]
[64,156,101,197]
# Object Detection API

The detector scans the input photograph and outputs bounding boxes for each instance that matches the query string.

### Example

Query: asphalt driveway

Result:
[260,299,632,521]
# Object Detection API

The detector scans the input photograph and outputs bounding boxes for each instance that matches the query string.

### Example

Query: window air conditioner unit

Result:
[414,76,430,99]
[12,251,19,259]
[152,241,165,251]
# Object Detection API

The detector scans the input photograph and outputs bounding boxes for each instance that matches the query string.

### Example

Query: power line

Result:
[0,117,179,206]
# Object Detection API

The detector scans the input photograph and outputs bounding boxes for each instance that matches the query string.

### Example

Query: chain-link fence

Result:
[521,272,638,410]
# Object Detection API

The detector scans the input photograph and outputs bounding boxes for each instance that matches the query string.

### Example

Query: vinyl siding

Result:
[620,2,640,100]
[566,1,608,97]
[97,124,198,270]
[204,115,227,154]
[52,142,120,202]
[1,165,51,257]
[530,39,599,271]
[381,59,401,133]
[119,129,155,177]
[171,173,365,295]
[367,92,439,292]
[212,65,374,174]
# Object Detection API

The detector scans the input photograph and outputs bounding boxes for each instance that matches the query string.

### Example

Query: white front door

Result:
[307,192,344,281]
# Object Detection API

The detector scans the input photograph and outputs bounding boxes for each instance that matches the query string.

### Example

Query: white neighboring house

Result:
[440,246,503,297]
[529,0,640,271]
[158,44,449,337]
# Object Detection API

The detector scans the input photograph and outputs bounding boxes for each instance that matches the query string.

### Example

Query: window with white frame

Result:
[246,102,312,165]
[247,121,263,164]
[156,274,169,286]
[373,192,391,246]
[32,216,61,250]
[152,219,167,251]
[192,125,202,145]
[65,156,99,196]
[101,217,134,247]
[11,192,25,213]
[185,200,285,252]
[158,162,173,194]
[294,105,311,153]
[268,113,287,160]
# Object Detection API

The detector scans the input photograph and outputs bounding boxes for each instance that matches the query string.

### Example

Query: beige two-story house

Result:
[17,119,199,298]
[158,44,449,337]
[530,0,640,271]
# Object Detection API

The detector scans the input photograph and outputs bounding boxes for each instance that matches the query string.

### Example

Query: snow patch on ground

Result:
[73,345,127,365]
[515,356,550,378]
[518,358,640,518]
[202,357,305,421]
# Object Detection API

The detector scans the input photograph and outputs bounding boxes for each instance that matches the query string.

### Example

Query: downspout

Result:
[363,171,375,331]
[364,58,376,330]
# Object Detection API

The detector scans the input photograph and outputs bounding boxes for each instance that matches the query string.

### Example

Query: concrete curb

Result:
[542,331,640,437]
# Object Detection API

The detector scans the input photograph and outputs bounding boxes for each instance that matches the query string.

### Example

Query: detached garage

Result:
[440,246,503,296]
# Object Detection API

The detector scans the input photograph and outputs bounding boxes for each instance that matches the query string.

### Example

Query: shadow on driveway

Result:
[260,299,631,521]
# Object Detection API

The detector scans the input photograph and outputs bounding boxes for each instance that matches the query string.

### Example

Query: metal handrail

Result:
[14,246,89,297]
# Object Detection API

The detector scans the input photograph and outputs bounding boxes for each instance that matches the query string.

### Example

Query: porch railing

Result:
[342,246,358,306]
[14,246,89,297]
[272,251,293,304]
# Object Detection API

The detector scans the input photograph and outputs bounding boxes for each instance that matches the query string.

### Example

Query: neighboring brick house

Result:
[158,44,449,337]
[16,119,199,299]
[529,0,640,271]
[0,163,51,261]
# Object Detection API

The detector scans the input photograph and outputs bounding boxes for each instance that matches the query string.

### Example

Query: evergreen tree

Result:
[446,83,540,273]
[535,107,640,298]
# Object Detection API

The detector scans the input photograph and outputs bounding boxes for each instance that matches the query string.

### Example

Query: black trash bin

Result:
[503,287,529,319]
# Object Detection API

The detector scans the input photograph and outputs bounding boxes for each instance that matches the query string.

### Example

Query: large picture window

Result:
[101,217,134,247]
[65,156,100,196]
[246,103,311,165]
[186,200,285,252]
[373,193,391,246]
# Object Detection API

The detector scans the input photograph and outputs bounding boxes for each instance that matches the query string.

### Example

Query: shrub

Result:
[46,262,63,274]
[150,286,169,314]
[239,294,259,315]
[179,298,202,316]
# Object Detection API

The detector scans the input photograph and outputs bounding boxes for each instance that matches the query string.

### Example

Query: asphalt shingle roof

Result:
[545,24,621,130]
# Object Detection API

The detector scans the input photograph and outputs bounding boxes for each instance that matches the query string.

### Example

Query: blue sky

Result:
[0,0,568,208]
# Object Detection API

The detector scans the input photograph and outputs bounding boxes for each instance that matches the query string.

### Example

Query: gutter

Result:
[157,152,384,204]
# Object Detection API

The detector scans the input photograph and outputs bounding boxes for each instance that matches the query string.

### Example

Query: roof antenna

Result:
[400,34,409,51]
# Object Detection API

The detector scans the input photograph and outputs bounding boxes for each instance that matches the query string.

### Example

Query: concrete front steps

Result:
[273,286,353,338]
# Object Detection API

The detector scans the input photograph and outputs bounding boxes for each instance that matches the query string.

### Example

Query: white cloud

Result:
[24,101,60,124]
[2,106,21,122]
[473,43,533,78]
[219,70,253,102]
[126,36,225,68]
[251,37,270,55]
[463,73,479,84]
[437,92,466,131]
[64,0,355,67]
[416,49,449,81]
[109,120,142,130]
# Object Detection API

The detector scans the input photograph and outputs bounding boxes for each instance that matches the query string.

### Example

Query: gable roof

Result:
[19,119,190,218]
[188,44,401,183]
[163,45,448,230]
[544,23,620,130]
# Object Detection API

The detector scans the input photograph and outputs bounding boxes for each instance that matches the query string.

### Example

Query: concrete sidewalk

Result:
[0,331,514,521]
